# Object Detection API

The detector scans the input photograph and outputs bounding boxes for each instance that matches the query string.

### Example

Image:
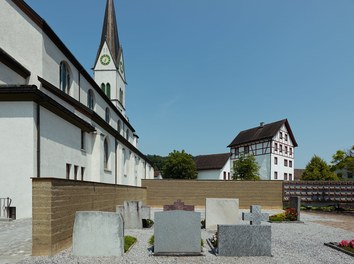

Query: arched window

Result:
[119,88,123,103]
[126,129,129,141]
[105,107,110,123]
[104,138,109,169]
[101,83,106,94]
[87,89,95,110]
[106,83,111,99]
[60,61,71,93]
[117,120,121,134]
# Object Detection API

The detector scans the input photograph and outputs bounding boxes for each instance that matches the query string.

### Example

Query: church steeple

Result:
[94,0,121,68]
[93,0,127,115]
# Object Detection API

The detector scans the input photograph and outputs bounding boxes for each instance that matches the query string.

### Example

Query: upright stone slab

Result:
[205,198,240,230]
[116,200,151,229]
[289,196,301,221]
[72,211,124,257]
[218,225,272,256]
[163,199,195,211]
[154,210,201,255]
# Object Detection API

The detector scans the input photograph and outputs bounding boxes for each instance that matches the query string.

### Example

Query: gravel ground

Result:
[12,211,354,264]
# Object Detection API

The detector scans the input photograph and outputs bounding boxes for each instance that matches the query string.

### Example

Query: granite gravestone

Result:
[72,211,124,256]
[154,210,201,256]
[289,196,301,221]
[205,198,240,230]
[163,199,195,211]
[217,205,271,256]
[116,200,150,229]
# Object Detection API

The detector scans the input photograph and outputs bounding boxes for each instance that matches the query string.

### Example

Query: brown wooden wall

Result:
[32,178,147,256]
[141,179,283,209]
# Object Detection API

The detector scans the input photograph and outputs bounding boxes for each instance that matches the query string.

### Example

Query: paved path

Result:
[0,218,31,264]
[1,211,354,263]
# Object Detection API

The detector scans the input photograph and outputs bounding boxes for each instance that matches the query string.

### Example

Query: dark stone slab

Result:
[163,199,195,211]
[218,225,272,256]
[289,196,301,221]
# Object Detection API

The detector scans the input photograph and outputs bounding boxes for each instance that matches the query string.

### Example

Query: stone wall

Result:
[32,178,147,256]
[142,179,283,209]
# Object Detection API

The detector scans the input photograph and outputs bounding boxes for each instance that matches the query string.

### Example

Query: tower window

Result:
[60,61,71,94]
[126,129,129,141]
[106,83,111,99]
[117,120,121,134]
[105,107,110,123]
[119,88,123,103]
[81,130,85,150]
[101,83,106,94]
[87,89,95,110]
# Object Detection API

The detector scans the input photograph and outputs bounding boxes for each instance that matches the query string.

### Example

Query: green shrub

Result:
[148,235,154,246]
[269,213,286,222]
[124,235,137,252]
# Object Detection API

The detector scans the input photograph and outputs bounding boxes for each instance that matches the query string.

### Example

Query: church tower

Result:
[93,0,127,116]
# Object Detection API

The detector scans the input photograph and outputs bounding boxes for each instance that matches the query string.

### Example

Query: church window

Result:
[101,83,106,94]
[104,138,109,170]
[106,83,111,99]
[81,167,85,181]
[119,88,123,103]
[81,130,85,150]
[105,107,110,123]
[87,89,95,110]
[74,165,79,180]
[117,120,121,134]
[60,61,71,94]
[66,163,71,179]
[126,129,129,141]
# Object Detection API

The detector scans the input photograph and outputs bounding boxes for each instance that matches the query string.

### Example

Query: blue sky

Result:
[25,0,354,168]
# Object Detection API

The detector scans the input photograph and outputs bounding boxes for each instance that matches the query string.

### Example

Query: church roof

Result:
[194,153,230,171]
[95,0,122,68]
[228,119,298,148]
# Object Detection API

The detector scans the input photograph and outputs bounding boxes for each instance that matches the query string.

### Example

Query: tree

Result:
[146,154,167,172]
[162,150,197,179]
[232,154,260,180]
[331,146,354,178]
[301,155,339,181]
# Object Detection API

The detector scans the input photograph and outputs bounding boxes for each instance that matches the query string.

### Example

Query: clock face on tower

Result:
[100,54,111,65]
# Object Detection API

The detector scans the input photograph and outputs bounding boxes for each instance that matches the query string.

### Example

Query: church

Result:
[0,0,154,219]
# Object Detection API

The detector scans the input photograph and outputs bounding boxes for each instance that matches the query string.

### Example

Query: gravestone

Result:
[217,205,271,256]
[289,196,301,221]
[163,199,194,211]
[72,211,124,256]
[205,198,240,230]
[116,200,151,229]
[154,210,201,255]
[242,205,269,225]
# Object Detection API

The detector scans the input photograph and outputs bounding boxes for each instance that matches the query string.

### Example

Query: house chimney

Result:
[260,122,265,127]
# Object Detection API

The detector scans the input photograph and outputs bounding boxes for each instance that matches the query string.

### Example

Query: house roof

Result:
[194,153,230,171]
[228,119,298,148]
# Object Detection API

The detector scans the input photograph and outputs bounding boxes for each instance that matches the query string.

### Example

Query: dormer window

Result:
[60,61,71,94]
[87,89,95,110]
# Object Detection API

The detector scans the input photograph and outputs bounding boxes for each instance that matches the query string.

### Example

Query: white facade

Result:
[229,120,297,181]
[197,158,231,180]
[0,0,154,219]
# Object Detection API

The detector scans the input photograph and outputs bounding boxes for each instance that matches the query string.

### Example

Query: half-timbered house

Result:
[228,119,298,180]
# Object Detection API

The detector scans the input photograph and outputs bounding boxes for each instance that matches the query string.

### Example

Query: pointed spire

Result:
[95,0,121,68]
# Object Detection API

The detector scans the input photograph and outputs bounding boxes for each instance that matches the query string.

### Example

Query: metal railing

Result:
[0,197,12,219]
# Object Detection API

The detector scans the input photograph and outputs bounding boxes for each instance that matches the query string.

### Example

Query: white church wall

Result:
[0,102,36,218]
[40,108,88,180]
[0,0,43,86]
[0,63,26,85]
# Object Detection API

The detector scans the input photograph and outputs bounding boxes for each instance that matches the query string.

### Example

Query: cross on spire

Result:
[242,205,269,225]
